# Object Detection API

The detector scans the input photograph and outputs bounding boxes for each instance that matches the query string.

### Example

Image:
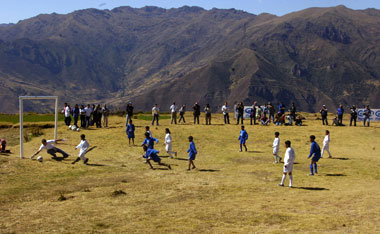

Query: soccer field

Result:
[1,114,380,233]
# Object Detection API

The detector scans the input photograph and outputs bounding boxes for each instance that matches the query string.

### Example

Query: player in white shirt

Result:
[221,102,230,124]
[30,138,69,159]
[273,132,282,163]
[170,102,177,124]
[72,134,89,164]
[151,104,160,126]
[279,140,295,188]
[63,103,72,126]
[321,130,332,158]
[164,128,177,159]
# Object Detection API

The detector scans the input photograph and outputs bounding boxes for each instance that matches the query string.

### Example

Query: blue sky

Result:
[1,0,379,23]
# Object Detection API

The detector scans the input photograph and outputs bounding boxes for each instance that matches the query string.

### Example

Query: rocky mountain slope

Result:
[0,5,379,112]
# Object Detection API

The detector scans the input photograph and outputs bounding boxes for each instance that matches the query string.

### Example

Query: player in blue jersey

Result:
[142,145,171,170]
[238,125,248,152]
[126,119,135,145]
[308,135,321,176]
[187,136,197,170]
[141,132,159,149]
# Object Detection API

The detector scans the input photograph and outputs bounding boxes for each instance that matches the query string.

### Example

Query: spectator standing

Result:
[193,102,201,124]
[151,104,160,126]
[363,105,371,127]
[79,105,86,128]
[350,105,357,126]
[320,105,328,125]
[221,102,230,124]
[204,104,211,125]
[170,102,177,124]
[72,104,79,128]
[126,102,134,126]
[102,104,110,128]
[84,104,92,128]
[337,105,344,126]
[178,105,186,123]
[250,102,256,125]
[63,103,71,126]
[290,102,296,120]
[236,102,244,125]
[268,102,275,123]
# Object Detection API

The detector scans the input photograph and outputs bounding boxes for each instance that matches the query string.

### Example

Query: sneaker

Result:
[84,158,89,164]
[278,184,284,187]
[168,165,172,170]
[192,166,196,170]
[288,185,293,188]
[63,154,69,158]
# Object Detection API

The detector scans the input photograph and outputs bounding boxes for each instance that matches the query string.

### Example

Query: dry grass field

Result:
[1,113,380,233]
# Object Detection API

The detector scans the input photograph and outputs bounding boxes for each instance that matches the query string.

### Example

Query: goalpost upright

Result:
[19,96,59,159]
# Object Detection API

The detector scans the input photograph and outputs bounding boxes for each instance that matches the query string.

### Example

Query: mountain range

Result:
[0,5,379,113]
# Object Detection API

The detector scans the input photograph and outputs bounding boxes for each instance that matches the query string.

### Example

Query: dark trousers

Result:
[1,142,5,152]
[194,114,200,124]
[80,115,86,128]
[152,114,159,125]
[47,147,69,158]
[73,116,79,127]
[205,114,211,125]
[237,114,244,125]
[179,113,185,123]
[96,114,102,128]
[224,113,230,124]
[85,116,91,128]
[363,117,370,127]
[250,116,256,125]
[269,113,275,123]
[322,116,328,125]
[338,115,343,125]
[350,116,357,126]
[64,116,71,126]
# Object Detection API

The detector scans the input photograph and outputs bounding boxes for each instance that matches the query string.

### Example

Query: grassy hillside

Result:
[1,113,379,232]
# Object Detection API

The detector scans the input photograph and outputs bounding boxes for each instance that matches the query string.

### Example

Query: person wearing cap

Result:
[349,105,357,126]
[320,105,328,125]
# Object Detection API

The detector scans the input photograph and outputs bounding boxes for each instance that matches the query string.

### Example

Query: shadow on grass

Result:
[51,157,66,162]
[331,157,349,160]
[154,168,169,170]
[247,151,263,153]
[295,187,329,191]
[325,173,345,177]
[198,169,220,172]
[86,163,105,167]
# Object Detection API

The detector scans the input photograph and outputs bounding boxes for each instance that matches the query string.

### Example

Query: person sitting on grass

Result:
[308,135,321,176]
[260,114,269,125]
[72,134,89,165]
[238,125,248,152]
[31,139,69,159]
[126,119,135,146]
[142,145,171,170]
[142,132,159,149]
[0,138,6,153]
[187,136,197,170]
[278,140,295,188]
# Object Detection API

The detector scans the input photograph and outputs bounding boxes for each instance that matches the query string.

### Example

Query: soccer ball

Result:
[76,128,80,132]
[69,125,73,129]
[37,156,43,162]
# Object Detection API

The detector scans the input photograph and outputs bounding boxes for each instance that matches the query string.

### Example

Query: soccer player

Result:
[164,128,177,159]
[278,140,295,188]
[72,134,89,165]
[238,125,248,152]
[308,135,321,176]
[273,132,281,163]
[126,120,135,145]
[31,139,69,159]
[321,130,332,158]
[142,145,171,170]
[187,136,197,170]
[142,132,159,149]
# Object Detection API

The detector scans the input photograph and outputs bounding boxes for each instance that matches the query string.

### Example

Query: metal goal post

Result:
[19,96,58,159]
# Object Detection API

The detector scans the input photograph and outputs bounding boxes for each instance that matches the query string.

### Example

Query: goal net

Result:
[19,96,58,159]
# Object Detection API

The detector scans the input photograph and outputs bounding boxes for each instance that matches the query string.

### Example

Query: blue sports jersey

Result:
[308,141,321,159]
[144,148,159,159]
[238,130,248,143]
[187,142,197,158]
[142,137,159,149]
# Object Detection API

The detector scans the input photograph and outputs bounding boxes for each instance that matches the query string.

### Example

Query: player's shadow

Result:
[198,169,220,172]
[154,168,169,170]
[294,187,329,191]
[331,157,349,160]
[247,151,263,153]
[86,163,105,167]
[325,173,345,177]
[51,157,66,161]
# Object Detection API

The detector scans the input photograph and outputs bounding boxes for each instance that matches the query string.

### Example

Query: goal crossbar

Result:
[19,96,59,159]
